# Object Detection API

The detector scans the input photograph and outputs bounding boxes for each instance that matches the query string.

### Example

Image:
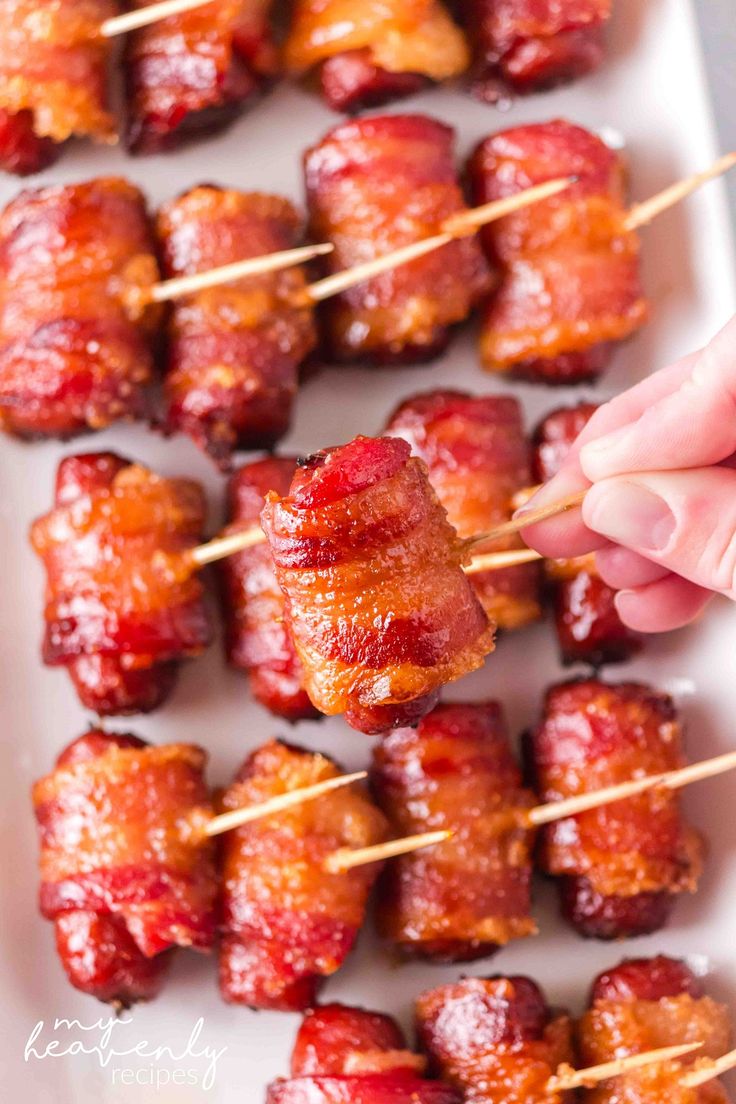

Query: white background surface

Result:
[1,1,736,1099]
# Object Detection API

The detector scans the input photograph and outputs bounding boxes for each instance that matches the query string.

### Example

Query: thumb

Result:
[582,467,736,598]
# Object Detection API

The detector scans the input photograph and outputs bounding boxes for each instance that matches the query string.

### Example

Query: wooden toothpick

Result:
[625,151,736,230]
[295,177,574,307]
[202,770,367,839]
[101,0,216,37]
[470,489,587,552]
[147,242,333,305]
[548,1043,703,1093]
[681,1046,736,1088]
[465,547,543,574]
[324,830,452,874]
[526,748,736,827]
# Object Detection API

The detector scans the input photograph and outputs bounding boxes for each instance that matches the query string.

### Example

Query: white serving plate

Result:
[2,1,736,1099]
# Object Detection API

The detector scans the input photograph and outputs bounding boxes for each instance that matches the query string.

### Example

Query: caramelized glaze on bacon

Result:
[0,178,160,438]
[284,0,469,112]
[372,702,537,961]
[219,740,388,1010]
[261,435,495,734]
[33,729,218,1004]
[462,0,610,102]
[416,975,574,1104]
[0,0,116,170]
[305,115,492,364]
[533,403,643,664]
[158,186,317,466]
[221,457,318,721]
[469,120,647,384]
[124,0,277,153]
[268,1003,460,1104]
[527,679,704,939]
[387,390,541,631]
[579,957,731,1104]
[30,452,212,715]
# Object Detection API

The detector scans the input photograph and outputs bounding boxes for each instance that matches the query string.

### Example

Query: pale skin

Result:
[520,314,736,633]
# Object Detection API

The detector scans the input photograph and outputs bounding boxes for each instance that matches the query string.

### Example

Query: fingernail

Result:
[584,481,675,551]
[515,469,585,518]
[579,425,633,475]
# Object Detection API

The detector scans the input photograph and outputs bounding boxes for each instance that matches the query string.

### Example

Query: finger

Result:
[581,317,736,479]
[594,546,671,590]
[583,467,736,597]
[615,576,713,632]
[518,352,702,557]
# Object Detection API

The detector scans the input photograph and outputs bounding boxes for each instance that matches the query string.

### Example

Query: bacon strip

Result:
[124,0,277,153]
[33,729,218,1003]
[30,452,212,715]
[261,435,495,734]
[462,0,611,102]
[416,975,574,1104]
[469,119,648,384]
[219,740,388,1010]
[0,178,160,438]
[372,702,537,961]
[284,0,469,112]
[387,389,541,630]
[579,956,731,1104]
[220,457,318,721]
[268,1003,460,1104]
[0,0,116,174]
[526,679,704,939]
[533,403,643,664]
[157,186,317,466]
[305,114,492,365]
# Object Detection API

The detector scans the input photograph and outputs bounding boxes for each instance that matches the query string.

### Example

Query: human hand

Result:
[520,315,736,633]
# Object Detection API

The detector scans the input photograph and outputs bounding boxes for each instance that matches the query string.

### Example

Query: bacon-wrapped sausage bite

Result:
[532,403,643,665]
[220,457,318,721]
[32,729,218,1006]
[387,390,541,631]
[284,0,469,113]
[579,956,731,1104]
[416,975,574,1104]
[30,452,212,715]
[469,120,648,384]
[261,436,495,735]
[219,740,388,1011]
[462,1,611,103]
[268,1002,461,1104]
[372,702,536,961]
[157,186,317,466]
[124,0,277,153]
[527,679,704,939]
[305,115,492,365]
[0,178,160,438]
[0,0,116,175]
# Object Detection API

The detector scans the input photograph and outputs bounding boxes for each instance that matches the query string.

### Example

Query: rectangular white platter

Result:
[1,0,736,1099]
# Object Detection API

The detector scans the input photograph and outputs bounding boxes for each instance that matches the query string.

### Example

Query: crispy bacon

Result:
[305,114,492,364]
[220,457,318,721]
[30,452,212,715]
[387,390,541,631]
[32,729,218,1004]
[533,403,643,664]
[157,186,317,466]
[219,740,388,1010]
[469,120,648,384]
[416,976,574,1104]
[579,957,731,1104]
[268,1003,460,1104]
[0,0,116,173]
[261,435,495,734]
[527,679,704,939]
[284,0,469,113]
[462,1,611,102]
[0,178,160,438]
[124,0,277,153]
[372,702,537,961]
